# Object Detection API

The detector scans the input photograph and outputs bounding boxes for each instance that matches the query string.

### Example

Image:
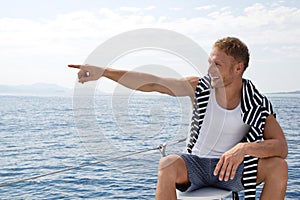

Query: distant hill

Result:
[0,83,72,96]
[1,83,299,97]
[268,90,300,95]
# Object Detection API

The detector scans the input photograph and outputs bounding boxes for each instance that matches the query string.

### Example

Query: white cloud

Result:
[119,6,141,12]
[190,3,300,46]
[0,2,299,91]
[195,5,216,11]
[145,6,156,10]
[169,7,181,11]
[263,45,300,59]
[2,3,298,54]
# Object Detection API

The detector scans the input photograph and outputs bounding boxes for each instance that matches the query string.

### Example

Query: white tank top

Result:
[192,89,250,158]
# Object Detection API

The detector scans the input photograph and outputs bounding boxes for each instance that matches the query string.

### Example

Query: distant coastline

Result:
[266,91,300,97]
[0,83,72,96]
[268,91,300,95]
[0,83,299,97]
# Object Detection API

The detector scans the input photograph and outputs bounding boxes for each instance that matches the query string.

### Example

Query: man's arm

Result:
[242,114,288,159]
[214,114,288,181]
[71,64,199,98]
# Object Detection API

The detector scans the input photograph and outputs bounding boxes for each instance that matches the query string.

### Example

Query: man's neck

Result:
[215,79,243,110]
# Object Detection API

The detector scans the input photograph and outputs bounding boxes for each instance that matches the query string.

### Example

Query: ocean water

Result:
[0,94,299,199]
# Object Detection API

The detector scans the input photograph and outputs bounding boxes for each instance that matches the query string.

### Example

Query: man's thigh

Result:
[178,154,244,192]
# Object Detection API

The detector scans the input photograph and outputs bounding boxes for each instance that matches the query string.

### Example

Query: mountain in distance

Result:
[267,90,300,96]
[271,90,300,94]
[0,82,110,96]
[0,83,72,96]
[1,83,299,97]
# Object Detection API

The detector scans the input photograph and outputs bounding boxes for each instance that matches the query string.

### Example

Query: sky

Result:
[0,0,299,93]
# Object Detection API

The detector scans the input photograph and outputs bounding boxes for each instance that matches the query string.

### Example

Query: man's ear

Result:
[235,62,244,74]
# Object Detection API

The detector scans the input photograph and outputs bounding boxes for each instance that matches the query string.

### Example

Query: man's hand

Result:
[69,64,105,84]
[214,143,245,181]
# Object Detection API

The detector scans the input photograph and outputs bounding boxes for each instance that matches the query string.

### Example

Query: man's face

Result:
[208,47,237,88]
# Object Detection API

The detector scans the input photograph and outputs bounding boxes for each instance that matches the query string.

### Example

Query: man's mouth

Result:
[209,74,220,80]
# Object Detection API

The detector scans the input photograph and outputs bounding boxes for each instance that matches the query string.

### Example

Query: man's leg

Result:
[257,157,288,200]
[156,154,189,200]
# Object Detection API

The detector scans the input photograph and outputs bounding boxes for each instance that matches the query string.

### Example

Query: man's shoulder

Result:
[242,78,266,99]
[242,78,274,114]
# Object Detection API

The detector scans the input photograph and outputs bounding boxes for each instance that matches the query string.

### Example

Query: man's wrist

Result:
[239,142,248,156]
[102,67,109,78]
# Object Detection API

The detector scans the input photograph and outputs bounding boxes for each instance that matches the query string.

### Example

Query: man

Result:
[70,37,288,199]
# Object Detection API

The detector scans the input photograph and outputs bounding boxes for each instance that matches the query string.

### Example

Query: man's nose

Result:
[208,62,217,73]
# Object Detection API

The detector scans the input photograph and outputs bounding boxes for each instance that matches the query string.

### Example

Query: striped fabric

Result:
[187,75,275,199]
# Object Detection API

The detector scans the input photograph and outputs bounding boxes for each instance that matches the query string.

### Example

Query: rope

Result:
[0,138,185,188]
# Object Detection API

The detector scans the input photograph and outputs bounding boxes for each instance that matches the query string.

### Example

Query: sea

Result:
[0,93,299,199]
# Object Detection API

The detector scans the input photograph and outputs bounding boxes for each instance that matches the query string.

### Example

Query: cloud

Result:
[190,3,300,47]
[1,3,299,52]
[195,5,216,11]
[169,7,181,11]
[119,6,141,12]
[0,2,299,90]
[145,6,156,11]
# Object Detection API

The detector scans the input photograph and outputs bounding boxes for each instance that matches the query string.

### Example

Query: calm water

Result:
[0,94,299,199]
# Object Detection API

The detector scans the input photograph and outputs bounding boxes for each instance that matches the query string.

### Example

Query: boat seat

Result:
[158,144,239,200]
[177,187,233,200]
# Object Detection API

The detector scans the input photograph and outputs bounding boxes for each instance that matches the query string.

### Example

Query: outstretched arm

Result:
[69,64,199,98]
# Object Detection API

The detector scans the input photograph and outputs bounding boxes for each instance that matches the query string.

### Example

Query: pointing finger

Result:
[68,64,81,69]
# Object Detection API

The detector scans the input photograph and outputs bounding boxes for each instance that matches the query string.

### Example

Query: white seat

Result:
[177,187,232,200]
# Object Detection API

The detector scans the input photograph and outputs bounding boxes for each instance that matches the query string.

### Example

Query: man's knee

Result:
[158,154,182,171]
[158,154,188,183]
[258,157,288,183]
[265,157,288,176]
[273,158,288,179]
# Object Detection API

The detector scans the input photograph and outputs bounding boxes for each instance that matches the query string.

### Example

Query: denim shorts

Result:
[176,154,244,192]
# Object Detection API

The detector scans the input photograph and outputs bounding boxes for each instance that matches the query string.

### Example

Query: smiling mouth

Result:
[209,74,220,80]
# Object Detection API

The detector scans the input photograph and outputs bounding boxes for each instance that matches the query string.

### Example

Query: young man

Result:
[70,37,288,199]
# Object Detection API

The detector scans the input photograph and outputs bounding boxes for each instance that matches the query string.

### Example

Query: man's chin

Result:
[210,80,224,88]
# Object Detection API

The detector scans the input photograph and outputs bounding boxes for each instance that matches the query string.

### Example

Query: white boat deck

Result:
[177,187,232,200]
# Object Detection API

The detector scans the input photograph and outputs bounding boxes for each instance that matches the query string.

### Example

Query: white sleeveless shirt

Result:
[192,89,250,158]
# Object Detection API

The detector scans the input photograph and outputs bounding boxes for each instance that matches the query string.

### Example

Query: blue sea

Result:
[0,93,299,199]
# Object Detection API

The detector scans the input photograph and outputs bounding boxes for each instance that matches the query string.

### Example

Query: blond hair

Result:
[214,37,250,71]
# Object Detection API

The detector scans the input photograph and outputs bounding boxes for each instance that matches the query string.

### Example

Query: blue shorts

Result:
[176,154,244,192]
